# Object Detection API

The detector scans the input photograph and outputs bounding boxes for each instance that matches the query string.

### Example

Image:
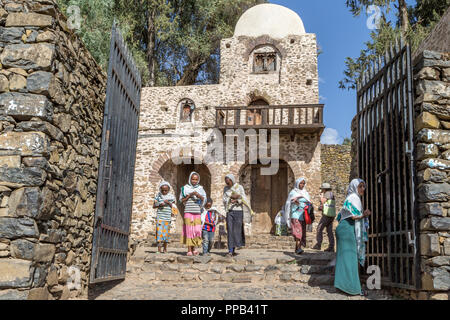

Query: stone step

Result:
[139,250,335,267]
[129,265,335,285]
[138,261,335,275]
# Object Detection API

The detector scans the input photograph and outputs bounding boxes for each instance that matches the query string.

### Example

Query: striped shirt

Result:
[203,210,216,232]
[155,199,172,221]
[184,197,202,215]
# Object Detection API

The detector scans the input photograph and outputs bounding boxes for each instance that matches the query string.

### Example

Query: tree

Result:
[343,137,353,146]
[339,0,449,90]
[57,0,265,87]
[56,0,115,70]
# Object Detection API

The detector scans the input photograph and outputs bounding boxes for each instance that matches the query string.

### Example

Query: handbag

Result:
[304,205,312,225]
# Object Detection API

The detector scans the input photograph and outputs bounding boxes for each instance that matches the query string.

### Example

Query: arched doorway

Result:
[158,159,211,233]
[239,160,294,234]
[247,99,268,126]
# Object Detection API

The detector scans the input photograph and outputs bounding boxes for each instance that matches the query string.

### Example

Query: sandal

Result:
[193,251,200,256]
[187,252,193,256]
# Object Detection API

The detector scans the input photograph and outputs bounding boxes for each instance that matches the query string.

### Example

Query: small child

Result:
[153,181,176,254]
[201,198,221,256]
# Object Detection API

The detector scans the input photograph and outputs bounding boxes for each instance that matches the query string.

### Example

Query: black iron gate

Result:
[356,39,420,290]
[90,22,141,283]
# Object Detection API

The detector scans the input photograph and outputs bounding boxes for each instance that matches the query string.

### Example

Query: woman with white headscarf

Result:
[334,178,371,296]
[283,177,312,255]
[179,172,207,256]
[153,181,176,253]
[223,173,252,257]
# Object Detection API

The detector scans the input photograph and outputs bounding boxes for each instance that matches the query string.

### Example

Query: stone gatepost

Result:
[412,50,450,300]
[0,1,106,300]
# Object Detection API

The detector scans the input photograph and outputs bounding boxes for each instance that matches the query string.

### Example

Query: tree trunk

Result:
[176,58,204,86]
[147,5,156,87]
[398,0,410,36]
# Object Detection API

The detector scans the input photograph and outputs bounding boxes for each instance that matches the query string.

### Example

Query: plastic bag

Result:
[171,204,179,216]
[274,211,287,236]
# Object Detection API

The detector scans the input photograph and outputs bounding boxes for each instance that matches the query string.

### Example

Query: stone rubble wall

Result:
[0,0,106,300]
[413,50,450,299]
[320,144,352,209]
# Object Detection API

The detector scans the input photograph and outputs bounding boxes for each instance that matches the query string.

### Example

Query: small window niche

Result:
[179,99,195,122]
[253,52,277,73]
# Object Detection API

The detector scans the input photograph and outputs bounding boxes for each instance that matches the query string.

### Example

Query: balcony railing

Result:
[215,104,324,133]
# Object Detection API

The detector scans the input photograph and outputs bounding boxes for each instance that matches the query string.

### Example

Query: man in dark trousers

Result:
[313,183,336,252]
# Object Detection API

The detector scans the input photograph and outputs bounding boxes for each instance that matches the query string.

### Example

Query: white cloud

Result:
[319,77,326,84]
[319,95,327,102]
[321,128,343,145]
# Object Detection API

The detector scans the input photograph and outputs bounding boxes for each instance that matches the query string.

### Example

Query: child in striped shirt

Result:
[153,181,175,254]
[201,199,221,256]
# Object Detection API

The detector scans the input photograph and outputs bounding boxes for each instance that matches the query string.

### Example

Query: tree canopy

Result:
[56,0,265,87]
[339,0,449,90]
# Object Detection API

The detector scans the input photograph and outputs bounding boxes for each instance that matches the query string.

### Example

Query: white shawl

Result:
[283,177,311,228]
[179,171,207,207]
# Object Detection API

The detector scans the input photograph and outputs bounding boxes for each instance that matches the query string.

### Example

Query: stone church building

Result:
[131,3,325,240]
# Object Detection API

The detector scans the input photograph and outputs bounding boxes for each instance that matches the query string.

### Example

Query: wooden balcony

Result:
[215,104,325,135]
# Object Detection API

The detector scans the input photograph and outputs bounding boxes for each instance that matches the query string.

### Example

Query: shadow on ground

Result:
[88,280,124,300]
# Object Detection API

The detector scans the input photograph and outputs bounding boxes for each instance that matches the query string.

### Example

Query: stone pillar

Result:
[413,50,450,300]
[0,1,106,300]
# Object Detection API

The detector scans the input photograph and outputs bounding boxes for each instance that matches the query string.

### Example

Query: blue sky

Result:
[269,0,413,144]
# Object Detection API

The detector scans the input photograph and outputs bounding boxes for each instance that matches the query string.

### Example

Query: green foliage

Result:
[57,0,265,87]
[342,137,353,145]
[340,0,450,90]
[56,0,115,70]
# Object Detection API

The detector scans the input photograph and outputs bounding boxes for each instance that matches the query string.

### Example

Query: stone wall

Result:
[412,7,450,62]
[320,144,352,209]
[413,50,450,299]
[0,0,106,300]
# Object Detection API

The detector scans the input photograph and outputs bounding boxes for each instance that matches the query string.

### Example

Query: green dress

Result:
[334,218,362,295]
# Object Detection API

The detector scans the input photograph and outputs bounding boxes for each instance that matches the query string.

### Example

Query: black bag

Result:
[307,204,315,223]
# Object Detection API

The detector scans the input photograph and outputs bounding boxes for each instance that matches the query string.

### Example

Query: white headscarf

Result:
[283,177,311,228]
[338,178,369,266]
[223,174,254,222]
[180,171,207,207]
[155,181,175,203]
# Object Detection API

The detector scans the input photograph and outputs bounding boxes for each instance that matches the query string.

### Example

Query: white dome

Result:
[234,4,306,39]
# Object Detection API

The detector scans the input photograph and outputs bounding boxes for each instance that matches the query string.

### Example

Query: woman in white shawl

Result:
[223,173,252,257]
[179,172,207,256]
[334,178,371,296]
[283,177,312,255]
[153,181,176,253]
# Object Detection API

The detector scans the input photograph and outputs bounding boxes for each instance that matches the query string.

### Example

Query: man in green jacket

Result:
[313,183,336,252]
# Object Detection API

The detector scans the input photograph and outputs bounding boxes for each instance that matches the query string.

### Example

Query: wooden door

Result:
[250,164,287,233]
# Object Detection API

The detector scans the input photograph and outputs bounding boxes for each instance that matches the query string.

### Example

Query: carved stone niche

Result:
[179,98,195,122]
[250,45,281,74]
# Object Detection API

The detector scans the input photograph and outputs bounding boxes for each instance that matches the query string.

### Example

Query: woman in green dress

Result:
[334,178,371,296]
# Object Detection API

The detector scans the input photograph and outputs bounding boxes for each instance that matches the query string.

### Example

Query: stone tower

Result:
[131,3,324,240]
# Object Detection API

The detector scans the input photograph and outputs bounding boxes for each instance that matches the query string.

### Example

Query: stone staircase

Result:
[128,240,336,289]
[145,230,332,250]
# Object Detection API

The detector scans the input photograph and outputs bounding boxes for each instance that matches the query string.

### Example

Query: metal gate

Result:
[90,22,141,283]
[356,39,420,290]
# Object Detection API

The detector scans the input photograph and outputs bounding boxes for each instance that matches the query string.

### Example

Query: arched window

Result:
[254,52,277,73]
[251,45,280,74]
[179,99,195,122]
